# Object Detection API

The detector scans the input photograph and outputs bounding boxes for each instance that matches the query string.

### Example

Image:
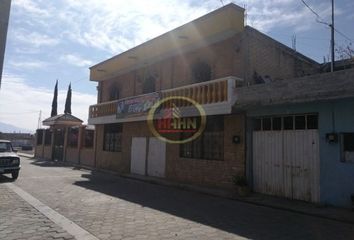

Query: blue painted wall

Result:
[247,98,354,208]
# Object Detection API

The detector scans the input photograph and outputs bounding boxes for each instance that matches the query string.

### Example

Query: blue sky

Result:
[0,0,353,131]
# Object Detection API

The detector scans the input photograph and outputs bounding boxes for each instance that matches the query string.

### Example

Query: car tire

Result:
[11,171,19,180]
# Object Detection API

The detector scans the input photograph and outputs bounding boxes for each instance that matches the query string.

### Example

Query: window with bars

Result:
[84,129,94,148]
[180,116,224,160]
[341,133,354,163]
[253,114,318,131]
[36,129,43,145]
[44,129,52,145]
[68,127,79,148]
[103,123,122,152]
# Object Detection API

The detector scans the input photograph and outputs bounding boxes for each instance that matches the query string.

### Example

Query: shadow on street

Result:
[71,171,353,240]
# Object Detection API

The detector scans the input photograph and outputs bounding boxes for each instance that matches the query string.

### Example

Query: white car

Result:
[0,140,20,180]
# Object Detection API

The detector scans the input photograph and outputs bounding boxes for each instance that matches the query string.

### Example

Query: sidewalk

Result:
[17,152,34,158]
[0,184,74,240]
[20,155,354,225]
[122,173,354,225]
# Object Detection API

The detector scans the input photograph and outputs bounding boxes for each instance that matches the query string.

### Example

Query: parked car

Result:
[0,140,20,180]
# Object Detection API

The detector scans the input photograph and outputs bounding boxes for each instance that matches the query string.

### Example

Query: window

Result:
[262,118,271,131]
[142,76,156,94]
[68,127,79,148]
[253,114,318,131]
[109,86,120,101]
[84,129,94,148]
[341,133,354,163]
[44,129,52,145]
[103,123,122,152]
[36,129,43,145]
[192,61,211,83]
[307,115,318,129]
[180,116,224,160]
[295,115,306,129]
[272,117,282,130]
[283,116,294,130]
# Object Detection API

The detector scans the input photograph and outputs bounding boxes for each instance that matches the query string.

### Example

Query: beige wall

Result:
[43,145,52,159]
[80,148,95,167]
[34,144,44,158]
[65,147,79,164]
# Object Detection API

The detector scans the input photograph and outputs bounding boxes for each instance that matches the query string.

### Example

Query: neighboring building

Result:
[0,0,11,87]
[236,68,354,207]
[87,4,319,189]
[0,132,34,149]
[35,114,95,167]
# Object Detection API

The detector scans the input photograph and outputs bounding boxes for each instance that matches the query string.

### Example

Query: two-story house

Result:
[87,3,319,189]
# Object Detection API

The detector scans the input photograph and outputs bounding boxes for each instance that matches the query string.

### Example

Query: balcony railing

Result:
[89,76,241,122]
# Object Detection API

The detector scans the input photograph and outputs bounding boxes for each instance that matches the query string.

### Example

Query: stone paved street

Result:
[1,157,354,240]
[0,184,74,240]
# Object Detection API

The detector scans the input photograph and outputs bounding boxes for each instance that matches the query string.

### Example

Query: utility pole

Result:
[330,0,335,72]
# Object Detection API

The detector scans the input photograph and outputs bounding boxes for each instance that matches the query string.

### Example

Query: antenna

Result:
[244,3,247,26]
[37,110,42,129]
[330,0,334,72]
[292,34,297,51]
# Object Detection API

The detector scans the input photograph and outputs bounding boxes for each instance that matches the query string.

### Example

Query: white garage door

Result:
[252,114,320,202]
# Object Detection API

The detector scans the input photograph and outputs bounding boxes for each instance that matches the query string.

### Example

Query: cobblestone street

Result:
[1,157,354,240]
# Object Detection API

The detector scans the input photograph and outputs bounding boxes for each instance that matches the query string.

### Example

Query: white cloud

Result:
[12,0,51,17]
[58,0,212,54]
[60,54,93,67]
[9,60,49,69]
[12,29,60,48]
[0,73,96,132]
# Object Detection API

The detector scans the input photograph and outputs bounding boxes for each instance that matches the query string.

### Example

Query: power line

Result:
[301,0,329,26]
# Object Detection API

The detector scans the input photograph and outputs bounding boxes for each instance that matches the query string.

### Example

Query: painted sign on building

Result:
[117,92,160,119]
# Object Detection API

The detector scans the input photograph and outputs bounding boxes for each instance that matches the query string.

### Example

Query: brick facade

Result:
[89,4,319,188]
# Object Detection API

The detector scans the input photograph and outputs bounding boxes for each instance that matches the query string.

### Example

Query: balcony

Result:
[88,76,242,125]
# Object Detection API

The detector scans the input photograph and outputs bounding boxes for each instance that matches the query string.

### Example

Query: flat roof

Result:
[89,3,245,82]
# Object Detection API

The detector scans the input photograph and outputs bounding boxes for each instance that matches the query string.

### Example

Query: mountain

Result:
[0,121,33,133]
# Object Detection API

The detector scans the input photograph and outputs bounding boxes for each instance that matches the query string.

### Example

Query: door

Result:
[131,137,147,175]
[252,114,320,202]
[53,129,64,161]
[147,137,166,177]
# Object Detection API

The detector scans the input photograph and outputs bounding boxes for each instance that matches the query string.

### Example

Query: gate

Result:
[252,115,320,202]
[52,128,65,161]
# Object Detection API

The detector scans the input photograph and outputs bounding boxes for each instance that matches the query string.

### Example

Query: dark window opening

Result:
[295,115,306,130]
[262,118,271,131]
[84,129,94,148]
[142,76,156,94]
[103,123,122,152]
[341,133,354,163]
[44,129,52,145]
[272,117,282,130]
[36,129,43,145]
[343,133,354,151]
[180,116,224,160]
[307,115,318,129]
[284,116,294,130]
[68,127,79,148]
[109,86,120,101]
[192,61,211,83]
[254,119,262,131]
